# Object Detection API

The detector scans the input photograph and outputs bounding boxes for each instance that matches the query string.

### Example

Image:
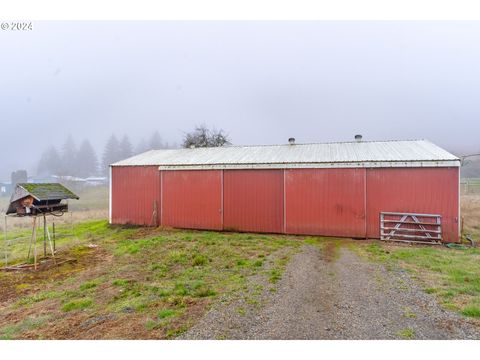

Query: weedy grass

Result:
[62,298,93,312]
[158,309,177,319]
[0,315,50,340]
[0,219,300,339]
[396,328,415,339]
[356,242,480,318]
[79,279,101,291]
[461,306,480,318]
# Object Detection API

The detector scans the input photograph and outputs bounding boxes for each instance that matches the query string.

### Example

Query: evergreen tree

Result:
[149,131,163,149]
[37,146,62,175]
[135,137,148,154]
[119,135,133,160]
[102,134,121,175]
[76,139,98,178]
[11,170,28,185]
[60,135,78,175]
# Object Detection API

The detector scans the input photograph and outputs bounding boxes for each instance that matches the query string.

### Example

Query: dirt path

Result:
[182,245,480,339]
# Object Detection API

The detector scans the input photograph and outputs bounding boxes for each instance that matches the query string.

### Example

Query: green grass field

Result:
[1,187,480,338]
[0,220,304,339]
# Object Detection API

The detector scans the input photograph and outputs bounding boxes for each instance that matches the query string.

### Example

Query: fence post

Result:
[4,216,7,268]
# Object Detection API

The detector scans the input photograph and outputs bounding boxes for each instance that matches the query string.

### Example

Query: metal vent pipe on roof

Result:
[355,134,363,142]
[288,137,296,145]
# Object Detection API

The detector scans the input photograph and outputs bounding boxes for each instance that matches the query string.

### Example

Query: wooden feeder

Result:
[4,183,79,270]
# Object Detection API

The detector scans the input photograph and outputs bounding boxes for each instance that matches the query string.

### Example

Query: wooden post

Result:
[33,217,37,270]
[152,200,158,227]
[43,214,47,258]
[461,216,465,238]
[27,217,35,260]
[46,225,56,265]
[53,221,56,252]
[4,216,7,268]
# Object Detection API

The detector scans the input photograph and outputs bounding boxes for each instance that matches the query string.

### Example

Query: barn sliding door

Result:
[284,168,366,238]
[111,166,161,226]
[161,170,223,230]
[223,169,284,233]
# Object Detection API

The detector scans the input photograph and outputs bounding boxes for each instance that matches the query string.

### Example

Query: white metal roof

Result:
[111,140,460,170]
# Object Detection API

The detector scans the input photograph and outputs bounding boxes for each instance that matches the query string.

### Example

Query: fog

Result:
[1,21,480,179]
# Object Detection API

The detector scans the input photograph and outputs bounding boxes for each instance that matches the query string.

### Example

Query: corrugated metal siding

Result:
[285,169,366,237]
[112,140,460,169]
[111,166,160,226]
[366,168,459,242]
[161,170,223,230]
[110,165,460,243]
[223,170,284,233]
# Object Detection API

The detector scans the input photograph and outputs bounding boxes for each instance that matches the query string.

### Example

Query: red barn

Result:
[110,139,460,243]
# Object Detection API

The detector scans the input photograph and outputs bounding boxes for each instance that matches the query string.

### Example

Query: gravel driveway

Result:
[181,244,480,340]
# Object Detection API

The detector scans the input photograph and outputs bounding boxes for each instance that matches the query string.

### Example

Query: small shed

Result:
[109,139,461,243]
[6,183,79,216]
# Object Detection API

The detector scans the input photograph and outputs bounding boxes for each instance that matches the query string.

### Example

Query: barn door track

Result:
[181,243,480,340]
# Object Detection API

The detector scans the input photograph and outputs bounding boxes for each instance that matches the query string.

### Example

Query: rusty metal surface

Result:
[110,166,160,226]
[366,167,459,243]
[284,168,366,238]
[161,170,223,230]
[223,169,284,233]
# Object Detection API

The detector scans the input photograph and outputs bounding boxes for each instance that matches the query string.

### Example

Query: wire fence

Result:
[460,179,480,195]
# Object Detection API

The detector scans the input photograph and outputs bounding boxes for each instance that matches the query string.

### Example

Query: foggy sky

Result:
[1,21,480,179]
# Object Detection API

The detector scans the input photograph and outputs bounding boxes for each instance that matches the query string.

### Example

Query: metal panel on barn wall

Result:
[223,169,284,233]
[111,166,160,226]
[161,170,223,230]
[285,168,366,238]
[366,167,459,242]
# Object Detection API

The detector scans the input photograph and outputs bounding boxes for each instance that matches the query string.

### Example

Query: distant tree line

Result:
[37,131,170,177]
[36,125,231,177]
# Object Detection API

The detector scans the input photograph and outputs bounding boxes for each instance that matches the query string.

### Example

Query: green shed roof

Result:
[17,183,79,201]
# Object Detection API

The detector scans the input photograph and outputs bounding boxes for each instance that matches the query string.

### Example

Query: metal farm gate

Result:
[380,212,442,244]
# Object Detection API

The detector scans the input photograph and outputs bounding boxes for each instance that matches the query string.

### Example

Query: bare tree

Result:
[182,125,231,148]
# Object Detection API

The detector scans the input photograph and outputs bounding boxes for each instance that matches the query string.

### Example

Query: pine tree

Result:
[60,135,78,175]
[149,131,163,150]
[37,146,62,175]
[11,170,28,185]
[76,139,98,178]
[135,138,148,154]
[102,134,121,175]
[119,135,133,160]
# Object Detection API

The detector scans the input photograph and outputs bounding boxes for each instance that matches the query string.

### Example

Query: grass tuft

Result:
[461,306,480,318]
[396,328,415,339]
[158,309,176,319]
[62,298,93,312]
